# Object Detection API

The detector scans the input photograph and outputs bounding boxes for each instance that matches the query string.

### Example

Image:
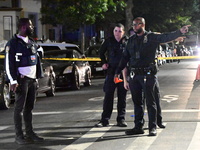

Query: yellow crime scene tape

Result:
[157,56,200,60]
[43,57,101,61]
[0,55,199,61]
[0,55,4,59]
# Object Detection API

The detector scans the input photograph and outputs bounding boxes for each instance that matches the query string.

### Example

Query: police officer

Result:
[95,23,128,127]
[122,66,166,129]
[115,17,190,136]
[5,18,44,144]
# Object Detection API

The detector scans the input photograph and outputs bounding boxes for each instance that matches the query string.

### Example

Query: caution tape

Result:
[0,55,199,61]
[157,56,200,60]
[0,55,4,59]
[43,57,101,61]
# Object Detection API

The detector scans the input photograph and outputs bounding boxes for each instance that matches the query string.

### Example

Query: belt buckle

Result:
[130,71,134,78]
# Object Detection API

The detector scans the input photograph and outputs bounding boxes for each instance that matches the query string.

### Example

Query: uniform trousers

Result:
[129,74,157,130]
[155,80,163,125]
[14,76,36,137]
[101,75,127,122]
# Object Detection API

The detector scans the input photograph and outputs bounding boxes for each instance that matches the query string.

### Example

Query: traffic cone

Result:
[114,77,123,84]
[195,64,200,81]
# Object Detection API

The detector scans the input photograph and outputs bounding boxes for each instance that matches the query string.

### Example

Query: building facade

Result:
[0,0,45,41]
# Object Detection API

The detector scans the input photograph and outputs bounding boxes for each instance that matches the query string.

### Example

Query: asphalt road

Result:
[0,59,200,150]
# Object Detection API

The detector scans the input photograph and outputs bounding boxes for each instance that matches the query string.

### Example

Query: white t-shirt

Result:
[17,34,36,79]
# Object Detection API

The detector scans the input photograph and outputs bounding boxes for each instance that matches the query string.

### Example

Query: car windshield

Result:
[86,46,100,57]
[44,50,73,58]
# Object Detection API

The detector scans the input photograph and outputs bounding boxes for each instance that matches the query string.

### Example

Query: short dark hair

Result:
[114,23,125,31]
[17,18,30,29]
[133,17,145,24]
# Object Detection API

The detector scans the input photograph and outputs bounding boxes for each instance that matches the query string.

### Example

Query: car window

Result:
[44,50,73,58]
[41,46,60,51]
[73,50,81,58]
[86,46,100,57]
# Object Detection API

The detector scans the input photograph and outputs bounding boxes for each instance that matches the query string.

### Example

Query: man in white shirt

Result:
[5,18,44,145]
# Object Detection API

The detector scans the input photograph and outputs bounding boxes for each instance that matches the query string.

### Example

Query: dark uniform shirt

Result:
[100,36,127,75]
[116,30,183,74]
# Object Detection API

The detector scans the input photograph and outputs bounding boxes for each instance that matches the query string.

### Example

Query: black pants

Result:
[155,79,163,125]
[129,74,157,130]
[14,76,37,137]
[101,75,127,122]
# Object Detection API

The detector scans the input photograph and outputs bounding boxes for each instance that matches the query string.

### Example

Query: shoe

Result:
[26,132,44,143]
[157,123,166,128]
[95,121,109,127]
[117,121,127,127]
[149,128,157,136]
[15,135,31,145]
[125,127,144,135]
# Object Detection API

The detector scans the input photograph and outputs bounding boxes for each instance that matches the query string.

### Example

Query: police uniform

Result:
[99,36,128,125]
[5,34,43,139]
[116,30,183,133]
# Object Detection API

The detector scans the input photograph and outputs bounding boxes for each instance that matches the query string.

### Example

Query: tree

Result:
[41,0,126,52]
[131,0,194,33]
[125,0,134,35]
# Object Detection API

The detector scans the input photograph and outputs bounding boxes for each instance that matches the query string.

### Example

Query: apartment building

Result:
[0,0,45,41]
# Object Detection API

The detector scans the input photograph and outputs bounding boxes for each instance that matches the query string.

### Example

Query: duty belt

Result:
[130,67,152,78]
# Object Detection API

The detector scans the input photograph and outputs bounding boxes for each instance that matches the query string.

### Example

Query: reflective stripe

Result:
[5,52,17,85]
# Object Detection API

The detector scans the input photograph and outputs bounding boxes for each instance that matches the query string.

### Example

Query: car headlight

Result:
[63,66,73,74]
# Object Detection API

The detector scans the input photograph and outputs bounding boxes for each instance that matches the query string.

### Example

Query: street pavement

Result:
[0,59,200,150]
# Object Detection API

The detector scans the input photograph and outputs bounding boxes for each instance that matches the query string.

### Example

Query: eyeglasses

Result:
[132,23,143,27]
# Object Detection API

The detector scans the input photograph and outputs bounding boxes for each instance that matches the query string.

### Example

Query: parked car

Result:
[44,49,91,90]
[38,42,80,52]
[156,45,166,66]
[0,54,56,110]
[85,44,105,77]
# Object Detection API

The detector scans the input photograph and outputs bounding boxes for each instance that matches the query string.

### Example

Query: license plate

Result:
[96,67,103,71]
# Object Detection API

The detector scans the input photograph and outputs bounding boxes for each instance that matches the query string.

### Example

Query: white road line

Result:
[0,126,9,131]
[187,123,200,150]
[33,111,65,115]
[81,109,200,113]
[62,126,112,150]
[32,109,200,116]
[126,124,166,150]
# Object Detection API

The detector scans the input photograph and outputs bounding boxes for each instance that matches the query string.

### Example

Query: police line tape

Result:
[0,55,199,61]
[157,56,200,60]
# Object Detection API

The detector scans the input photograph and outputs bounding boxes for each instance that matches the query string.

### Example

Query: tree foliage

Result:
[41,0,126,30]
[132,0,195,33]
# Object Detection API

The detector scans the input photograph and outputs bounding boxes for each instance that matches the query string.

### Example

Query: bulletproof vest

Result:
[132,33,149,60]
[16,40,38,67]
[107,37,127,66]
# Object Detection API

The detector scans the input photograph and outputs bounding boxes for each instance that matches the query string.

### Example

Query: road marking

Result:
[88,94,132,101]
[62,126,112,150]
[187,123,200,150]
[81,109,200,113]
[161,95,179,103]
[126,124,166,150]
[0,126,9,131]
[33,111,65,115]
[32,109,200,116]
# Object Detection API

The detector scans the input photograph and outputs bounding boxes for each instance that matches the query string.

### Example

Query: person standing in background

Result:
[5,18,44,145]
